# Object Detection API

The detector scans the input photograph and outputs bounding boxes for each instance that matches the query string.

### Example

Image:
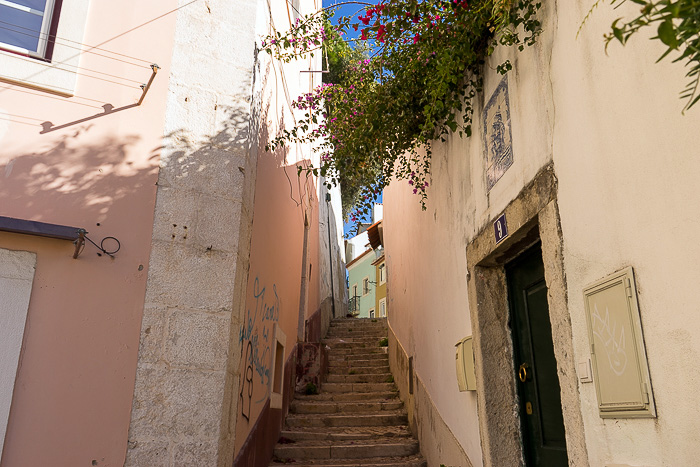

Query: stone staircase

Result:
[270,318,426,466]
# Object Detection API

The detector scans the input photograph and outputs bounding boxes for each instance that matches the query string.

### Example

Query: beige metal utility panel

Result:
[583,267,656,418]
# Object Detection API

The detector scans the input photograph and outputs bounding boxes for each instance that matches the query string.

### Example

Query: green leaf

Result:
[658,20,678,49]
[612,25,624,43]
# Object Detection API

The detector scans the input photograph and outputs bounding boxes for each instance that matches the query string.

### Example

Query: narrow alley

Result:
[1,0,700,466]
[271,318,425,466]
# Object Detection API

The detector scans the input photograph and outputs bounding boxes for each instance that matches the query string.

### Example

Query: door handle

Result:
[518,363,529,382]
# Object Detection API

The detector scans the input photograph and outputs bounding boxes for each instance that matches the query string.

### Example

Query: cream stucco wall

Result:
[552,3,700,466]
[385,1,700,466]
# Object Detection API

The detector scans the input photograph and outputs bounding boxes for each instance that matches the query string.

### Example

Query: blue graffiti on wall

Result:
[239,277,281,420]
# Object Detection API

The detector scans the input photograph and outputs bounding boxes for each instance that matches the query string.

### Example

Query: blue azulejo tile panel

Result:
[483,75,513,191]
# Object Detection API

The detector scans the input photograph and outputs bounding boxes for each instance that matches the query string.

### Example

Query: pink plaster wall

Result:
[231,0,324,453]
[0,2,177,465]
[232,138,321,455]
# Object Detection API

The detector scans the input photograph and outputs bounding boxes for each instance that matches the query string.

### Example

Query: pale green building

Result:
[346,247,377,318]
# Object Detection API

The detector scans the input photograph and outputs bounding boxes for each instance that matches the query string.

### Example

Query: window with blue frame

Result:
[0,0,56,58]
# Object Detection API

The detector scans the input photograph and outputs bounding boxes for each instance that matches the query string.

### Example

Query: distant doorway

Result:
[506,244,568,466]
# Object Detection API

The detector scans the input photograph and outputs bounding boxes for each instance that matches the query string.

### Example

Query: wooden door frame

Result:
[465,165,588,467]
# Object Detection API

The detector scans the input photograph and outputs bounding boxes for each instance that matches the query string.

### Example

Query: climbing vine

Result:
[263,0,542,225]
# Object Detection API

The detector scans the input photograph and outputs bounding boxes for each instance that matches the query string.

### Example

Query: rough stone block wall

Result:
[125,0,260,465]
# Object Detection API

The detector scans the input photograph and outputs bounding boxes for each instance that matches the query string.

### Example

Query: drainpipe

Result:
[297,212,309,342]
[326,192,337,319]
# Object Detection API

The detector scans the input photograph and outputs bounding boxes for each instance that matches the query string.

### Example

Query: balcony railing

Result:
[349,295,360,316]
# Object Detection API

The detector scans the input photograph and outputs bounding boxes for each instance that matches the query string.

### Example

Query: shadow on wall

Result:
[0,89,287,466]
[0,127,158,225]
[232,89,325,466]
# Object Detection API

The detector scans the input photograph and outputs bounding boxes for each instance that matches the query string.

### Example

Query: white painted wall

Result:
[0,248,36,459]
[373,203,383,224]
[346,231,369,263]
[385,1,700,466]
[552,3,700,466]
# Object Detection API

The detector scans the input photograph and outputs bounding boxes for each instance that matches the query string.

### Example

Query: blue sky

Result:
[323,0,380,42]
[322,0,383,237]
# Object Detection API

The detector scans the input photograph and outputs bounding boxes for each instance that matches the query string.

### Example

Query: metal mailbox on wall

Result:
[583,267,656,418]
[456,336,477,392]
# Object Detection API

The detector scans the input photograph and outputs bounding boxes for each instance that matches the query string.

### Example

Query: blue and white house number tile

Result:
[483,75,514,191]
[494,213,508,244]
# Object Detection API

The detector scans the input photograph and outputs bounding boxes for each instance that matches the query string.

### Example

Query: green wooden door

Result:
[506,244,568,466]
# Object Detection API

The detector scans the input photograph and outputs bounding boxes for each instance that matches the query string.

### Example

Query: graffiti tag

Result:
[238,277,281,419]
[591,304,628,376]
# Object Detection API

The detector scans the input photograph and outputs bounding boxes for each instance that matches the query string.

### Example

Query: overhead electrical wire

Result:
[0,21,152,68]
[1,112,43,121]
[0,115,40,125]
[0,49,145,83]
[0,1,203,125]
[0,84,105,108]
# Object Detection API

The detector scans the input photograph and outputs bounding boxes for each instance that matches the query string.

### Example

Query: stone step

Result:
[327,327,387,334]
[327,324,387,331]
[328,326,387,332]
[329,357,389,366]
[329,365,390,375]
[291,399,403,415]
[270,315,424,467]
[270,454,427,466]
[328,357,389,368]
[279,425,413,442]
[330,318,387,326]
[294,391,399,402]
[324,344,384,351]
[326,329,387,338]
[323,337,386,346]
[285,411,408,428]
[328,347,387,356]
[273,438,419,460]
[322,382,396,393]
[326,373,393,384]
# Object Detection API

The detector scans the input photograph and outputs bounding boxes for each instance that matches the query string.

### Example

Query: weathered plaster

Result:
[465,166,588,467]
[388,323,474,467]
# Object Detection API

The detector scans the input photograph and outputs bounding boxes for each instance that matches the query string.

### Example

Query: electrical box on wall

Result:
[455,336,477,391]
[583,267,656,418]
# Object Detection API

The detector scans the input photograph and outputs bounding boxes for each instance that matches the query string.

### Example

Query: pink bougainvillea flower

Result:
[377,24,387,42]
[361,29,369,40]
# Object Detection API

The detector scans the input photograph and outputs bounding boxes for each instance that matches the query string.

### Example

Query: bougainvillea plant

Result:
[263,0,542,228]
